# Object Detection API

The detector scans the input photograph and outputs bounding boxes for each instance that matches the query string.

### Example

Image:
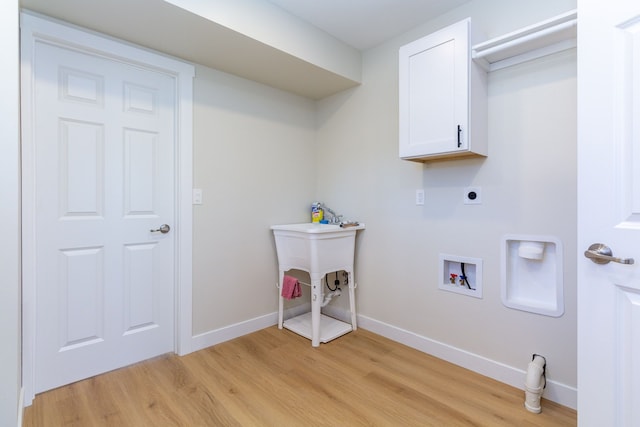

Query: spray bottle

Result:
[311,202,324,223]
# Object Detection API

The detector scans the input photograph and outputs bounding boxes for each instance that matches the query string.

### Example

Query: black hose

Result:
[461,263,474,290]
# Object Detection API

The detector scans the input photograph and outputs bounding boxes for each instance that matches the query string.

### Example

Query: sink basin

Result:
[270,222,365,273]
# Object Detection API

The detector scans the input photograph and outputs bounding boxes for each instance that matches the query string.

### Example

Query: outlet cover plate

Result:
[193,188,203,205]
[464,187,482,204]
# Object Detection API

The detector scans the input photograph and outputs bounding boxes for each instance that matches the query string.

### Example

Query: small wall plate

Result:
[464,187,482,204]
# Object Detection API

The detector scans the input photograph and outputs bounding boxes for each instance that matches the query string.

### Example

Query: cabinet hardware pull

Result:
[457,125,462,147]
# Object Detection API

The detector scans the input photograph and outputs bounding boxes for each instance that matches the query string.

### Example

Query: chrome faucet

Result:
[320,203,343,224]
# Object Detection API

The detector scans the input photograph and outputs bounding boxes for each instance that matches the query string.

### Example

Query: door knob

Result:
[584,243,634,265]
[150,224,170,234]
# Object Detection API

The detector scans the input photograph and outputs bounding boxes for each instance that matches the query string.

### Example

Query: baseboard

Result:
[356,314,577,410]
[17,387,24,427]
[190,312,278,352]
[188,307,576,410]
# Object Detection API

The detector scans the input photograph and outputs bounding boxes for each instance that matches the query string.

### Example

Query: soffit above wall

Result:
[20,0,361,100]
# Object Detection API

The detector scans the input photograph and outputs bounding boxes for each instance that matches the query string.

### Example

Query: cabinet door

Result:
[399,19,469,159]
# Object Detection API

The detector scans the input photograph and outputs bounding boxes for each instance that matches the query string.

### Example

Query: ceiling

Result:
[19,0,472,98]
[266,0,471,50]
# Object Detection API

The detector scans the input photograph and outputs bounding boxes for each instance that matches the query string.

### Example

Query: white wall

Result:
[315,0,577,395]
[191,65,317,335]
[0,0,22,424]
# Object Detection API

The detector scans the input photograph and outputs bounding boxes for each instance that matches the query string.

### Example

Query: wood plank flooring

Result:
[23,326,576,426]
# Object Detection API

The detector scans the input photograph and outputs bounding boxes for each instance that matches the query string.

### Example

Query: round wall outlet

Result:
[464,187,482,204]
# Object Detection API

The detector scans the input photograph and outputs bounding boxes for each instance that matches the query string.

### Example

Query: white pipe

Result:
[321,289,341,307]
[524,354,546,413]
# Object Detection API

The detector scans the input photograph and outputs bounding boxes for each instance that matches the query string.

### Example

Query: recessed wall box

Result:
[501,235,564,317]
[438,254,483,298]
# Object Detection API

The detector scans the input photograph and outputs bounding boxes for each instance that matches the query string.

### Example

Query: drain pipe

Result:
[524,354,547,413]
[322,289,341,307]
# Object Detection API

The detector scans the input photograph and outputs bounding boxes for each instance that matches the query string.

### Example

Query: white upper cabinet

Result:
[399,18,487,161]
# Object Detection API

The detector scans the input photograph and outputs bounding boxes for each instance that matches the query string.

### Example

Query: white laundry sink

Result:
[271,222,365,346]
[270,222,365,274]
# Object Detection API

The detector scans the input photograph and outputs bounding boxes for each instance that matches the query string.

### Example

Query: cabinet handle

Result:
[457,125,462,147]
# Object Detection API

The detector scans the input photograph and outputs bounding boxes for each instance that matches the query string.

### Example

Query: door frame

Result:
[20,11,194,405]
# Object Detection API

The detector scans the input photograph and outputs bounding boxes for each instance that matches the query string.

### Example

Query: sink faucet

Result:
[320,203,343,224]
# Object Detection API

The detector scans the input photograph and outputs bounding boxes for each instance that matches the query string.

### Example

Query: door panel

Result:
[616,287,640,423]
[578,0,640,425]
[33,40,176,393]
[124,129,157,214]
[408,39,456,147]
[123,242,157,332]
[59,246,104,349]
[59,120,104,216]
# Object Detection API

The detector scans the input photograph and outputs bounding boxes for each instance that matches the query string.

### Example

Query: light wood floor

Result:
[24,326,576,426]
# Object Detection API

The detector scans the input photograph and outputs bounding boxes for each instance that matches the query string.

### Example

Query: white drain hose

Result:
[524,354,546,413]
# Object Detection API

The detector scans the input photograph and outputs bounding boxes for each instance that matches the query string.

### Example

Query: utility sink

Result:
[271,222,365,274]
[271,222,365,346]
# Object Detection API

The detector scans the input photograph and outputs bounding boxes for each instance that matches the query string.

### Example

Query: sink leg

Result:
[278,270,284,329]
[311,276,322,347]
[347,270,357,331]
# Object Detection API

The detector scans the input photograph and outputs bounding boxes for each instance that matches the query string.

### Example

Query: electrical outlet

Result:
[464,187,481,205]
[416,189,425,205]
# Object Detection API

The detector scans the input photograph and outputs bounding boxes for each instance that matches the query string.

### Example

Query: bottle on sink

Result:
[311,202,324,223]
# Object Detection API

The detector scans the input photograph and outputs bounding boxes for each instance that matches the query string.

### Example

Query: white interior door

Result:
[578,0,640,425]
[30,35,176,393]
